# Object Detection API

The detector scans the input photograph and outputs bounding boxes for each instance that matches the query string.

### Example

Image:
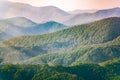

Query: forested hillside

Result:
[0,17,120,65]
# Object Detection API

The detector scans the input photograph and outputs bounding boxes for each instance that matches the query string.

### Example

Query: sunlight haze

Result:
[8,0,120,11]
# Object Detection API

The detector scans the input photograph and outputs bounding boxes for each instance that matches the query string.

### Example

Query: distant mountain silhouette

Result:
[0,17,67,41]
[65,7,120,25]
[0,1,70,23]
[1,2,120,26]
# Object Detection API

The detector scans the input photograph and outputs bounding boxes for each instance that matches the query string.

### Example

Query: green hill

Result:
[0,17,120,64]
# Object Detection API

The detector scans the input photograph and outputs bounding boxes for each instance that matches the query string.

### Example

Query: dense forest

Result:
[0,58,120,80]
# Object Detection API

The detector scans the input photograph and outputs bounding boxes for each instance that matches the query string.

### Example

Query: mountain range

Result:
[0,1,70,23]
[0,17,120,65]
[0,1,120,25]
[0,1,120,79]
[65,7,120,25]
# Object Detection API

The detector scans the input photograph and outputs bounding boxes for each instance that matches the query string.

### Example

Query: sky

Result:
[4,0,120,11]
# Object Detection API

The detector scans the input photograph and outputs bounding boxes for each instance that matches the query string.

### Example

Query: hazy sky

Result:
[7,0,120,11]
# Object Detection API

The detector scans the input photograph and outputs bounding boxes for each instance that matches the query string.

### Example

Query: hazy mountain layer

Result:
[0,2,120,26]
[65,7,120,25]
[0,1,70,23]
[68,9,97,14]
[0,17,66,41]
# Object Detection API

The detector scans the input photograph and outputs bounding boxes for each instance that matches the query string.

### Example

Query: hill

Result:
[24,21,67,35]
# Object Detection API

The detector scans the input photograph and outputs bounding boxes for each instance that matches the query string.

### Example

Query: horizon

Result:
[2,0,119,11]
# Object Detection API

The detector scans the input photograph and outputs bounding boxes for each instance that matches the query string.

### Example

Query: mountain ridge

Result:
[0,1,70,23]
[64,7,120,25]
[1,1,120,25]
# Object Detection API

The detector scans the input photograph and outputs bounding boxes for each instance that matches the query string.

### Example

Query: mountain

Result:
[24,21,67,35]
[64,7,120,25]
[0,17,37,41]
[1,2,120,26]
[68,9,97,14]
[0,17,120,64]
[0,1,70,23]
[0,17,67,41]
[0,17,37,27]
